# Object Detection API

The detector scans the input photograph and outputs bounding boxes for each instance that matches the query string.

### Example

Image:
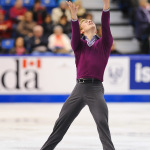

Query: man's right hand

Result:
[66,1,78,20]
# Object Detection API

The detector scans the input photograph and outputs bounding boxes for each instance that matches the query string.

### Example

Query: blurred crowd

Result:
[112,0,150,54]
[0,0,150,55]
[0,0,76,55]
[0,0,119,55]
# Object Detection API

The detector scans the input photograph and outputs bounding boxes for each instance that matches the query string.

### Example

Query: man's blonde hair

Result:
[79,19,86,31]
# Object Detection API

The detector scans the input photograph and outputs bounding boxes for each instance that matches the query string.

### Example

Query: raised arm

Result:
[66,1,81,51]
[103,0,109,10]
[101,0,113,50]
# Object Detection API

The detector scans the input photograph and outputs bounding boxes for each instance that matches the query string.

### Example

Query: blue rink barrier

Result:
[0,95,150,103]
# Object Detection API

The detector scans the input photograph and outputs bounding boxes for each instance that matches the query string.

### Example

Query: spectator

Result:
[48,25,72,54]
[0,10,12,39]
[74,0,86,18]
[51,1,71,24]
[9,0,27,24]
[17,11,36,38]
[116,0,133,17]
[135,0,150,53]
[111,0,139,24]
[32,0,47,25]
[29,25,48,54]
[42,14,54,38]
[58,15,72,37]
[10,37,28,55]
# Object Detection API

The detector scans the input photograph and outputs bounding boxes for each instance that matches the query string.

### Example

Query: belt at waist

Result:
[77,78,102,84]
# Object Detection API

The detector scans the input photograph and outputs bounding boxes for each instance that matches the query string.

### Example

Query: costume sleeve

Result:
[101,10,113,50]
[71,20,82,52]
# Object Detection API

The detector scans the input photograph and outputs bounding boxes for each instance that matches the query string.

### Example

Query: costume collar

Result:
[82,35,100,47]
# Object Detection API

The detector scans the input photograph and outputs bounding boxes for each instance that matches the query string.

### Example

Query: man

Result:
[32,0,47,25]
[0,9,12,39]
[17,11,36,38]
[51,1,71,24]
[29,25,48,54]
[40,0,115,150]
[48,25,72,54]
[9,0,27,24]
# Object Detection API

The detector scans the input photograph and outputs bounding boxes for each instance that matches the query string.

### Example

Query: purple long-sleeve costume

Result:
[71,10,113,82]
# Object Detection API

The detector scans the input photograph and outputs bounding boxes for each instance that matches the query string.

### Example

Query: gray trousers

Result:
[41,82,115,150]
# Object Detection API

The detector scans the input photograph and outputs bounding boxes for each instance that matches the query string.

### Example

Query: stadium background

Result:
[0,0,150,150]
[0,0,150,102]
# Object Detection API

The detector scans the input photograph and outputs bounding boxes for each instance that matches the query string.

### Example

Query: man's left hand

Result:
[102,0,109,10]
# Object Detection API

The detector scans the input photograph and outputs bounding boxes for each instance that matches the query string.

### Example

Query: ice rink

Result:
[0,103,150,150]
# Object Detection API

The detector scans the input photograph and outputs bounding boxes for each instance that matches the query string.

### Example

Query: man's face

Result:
[34,28,43,38]
[54,28,63,36]
[16,37,24,47]
[80,19,96,34]
[25,12,33,22]
[15,0,23,9]
[60,2,66,10]
[34,2,41,9]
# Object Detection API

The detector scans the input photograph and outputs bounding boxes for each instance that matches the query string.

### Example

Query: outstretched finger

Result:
[66,1,72,7]
[66,1,70,7]
[66,1,72,10]
[69,1,73,8]
[66,1,69,6]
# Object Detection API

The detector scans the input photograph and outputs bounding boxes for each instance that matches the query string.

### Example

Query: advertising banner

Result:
[104,57,129,94]
[130,57,150,90]
[0,56,76,94]
[0,55,150,102]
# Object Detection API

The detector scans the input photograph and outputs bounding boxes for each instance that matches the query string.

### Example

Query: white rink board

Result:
[104,57,130,94]
[0,56,150,95]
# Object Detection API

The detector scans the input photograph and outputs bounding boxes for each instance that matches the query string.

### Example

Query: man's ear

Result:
[80,29,84,34]
[95,27,98,34]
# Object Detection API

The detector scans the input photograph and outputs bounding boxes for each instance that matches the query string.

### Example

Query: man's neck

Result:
[84,33,96,41]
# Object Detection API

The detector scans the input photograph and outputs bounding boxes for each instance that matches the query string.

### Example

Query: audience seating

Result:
[0,0,15,10]
[1,39,15,50]
[41,0,58,13]
[23,0,34,10]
